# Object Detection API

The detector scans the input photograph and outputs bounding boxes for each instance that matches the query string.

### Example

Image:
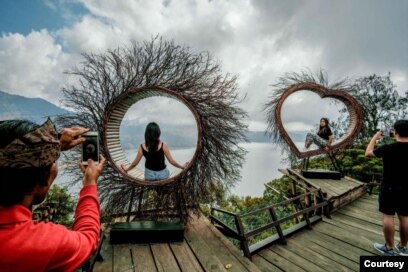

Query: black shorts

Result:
[379,184,408,216]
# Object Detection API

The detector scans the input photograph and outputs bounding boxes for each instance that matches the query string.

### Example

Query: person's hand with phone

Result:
[59,127,89,151]
[82,132,99,165]
[79,155,106,186]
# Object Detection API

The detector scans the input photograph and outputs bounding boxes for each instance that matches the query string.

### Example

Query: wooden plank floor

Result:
[94,216,261,272]
[281,169,366,211]
[252,194,395,272]
[94,189,389,271]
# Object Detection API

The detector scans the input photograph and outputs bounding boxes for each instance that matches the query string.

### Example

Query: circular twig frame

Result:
[102,86,202,186]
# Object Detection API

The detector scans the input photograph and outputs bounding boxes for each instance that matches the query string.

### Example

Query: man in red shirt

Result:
[0,119,105,271]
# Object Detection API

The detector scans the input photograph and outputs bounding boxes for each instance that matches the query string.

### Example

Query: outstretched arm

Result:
[122,146,143,172]
[163,143,188,169]
[365,131,382,157]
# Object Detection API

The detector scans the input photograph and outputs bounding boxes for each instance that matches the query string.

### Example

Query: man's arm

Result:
[47,156,106,271]
[365,131,382,157]
[47,185,100,271]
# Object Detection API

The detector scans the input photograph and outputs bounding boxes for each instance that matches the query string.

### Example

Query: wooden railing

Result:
[210,188,328,259]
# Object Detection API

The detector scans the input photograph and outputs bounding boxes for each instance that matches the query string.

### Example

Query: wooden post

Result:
[297,199,312,229]
[235,215,251,260]
[269,207,286,245]
[317,189,331,218]
[127,187,136,222]
[290,179,297,197]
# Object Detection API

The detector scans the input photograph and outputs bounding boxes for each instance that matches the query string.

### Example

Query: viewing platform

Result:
[94,215,260,271]
[94,194,384,271]
[280,168,366,212]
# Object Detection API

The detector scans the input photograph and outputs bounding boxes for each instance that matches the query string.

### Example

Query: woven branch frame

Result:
[265,72,364,159]
[57,38,248,222]
[102,86,202,186]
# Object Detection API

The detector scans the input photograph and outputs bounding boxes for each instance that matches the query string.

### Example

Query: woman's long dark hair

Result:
[318,117,330,133]
[144,122,161,152]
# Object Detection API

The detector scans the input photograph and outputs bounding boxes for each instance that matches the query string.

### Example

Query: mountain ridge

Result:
[0,90,69,123]
[0,90,281,146]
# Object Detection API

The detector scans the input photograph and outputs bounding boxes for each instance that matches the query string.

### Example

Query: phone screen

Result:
[82,133,99,164]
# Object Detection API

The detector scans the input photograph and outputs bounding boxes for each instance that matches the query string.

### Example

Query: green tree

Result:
[349,73,408,141]
[263,176,293,203]
[45,185,76,227]
[200,180,229,216]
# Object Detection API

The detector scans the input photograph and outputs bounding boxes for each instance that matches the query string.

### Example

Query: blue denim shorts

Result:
[144,168,170,181]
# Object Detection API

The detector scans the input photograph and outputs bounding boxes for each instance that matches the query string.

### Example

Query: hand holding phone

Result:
[380,129,394,138]
[59,127,89,151]
[82,132,99,165]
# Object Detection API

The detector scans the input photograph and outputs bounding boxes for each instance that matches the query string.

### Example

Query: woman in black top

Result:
[304,117,333,151]
[121,122,188,180]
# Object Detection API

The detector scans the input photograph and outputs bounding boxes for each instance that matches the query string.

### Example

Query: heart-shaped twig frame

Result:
[268,82,364,158]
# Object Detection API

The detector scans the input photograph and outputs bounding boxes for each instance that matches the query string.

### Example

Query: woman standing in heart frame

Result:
[305,117,334,151]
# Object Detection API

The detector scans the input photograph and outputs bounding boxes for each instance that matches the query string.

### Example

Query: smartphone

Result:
[380,130,394,138]
[82,132,99,165]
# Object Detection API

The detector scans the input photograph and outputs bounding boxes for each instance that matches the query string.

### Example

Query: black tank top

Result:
[317,127,332,140]
[142,143,166,171]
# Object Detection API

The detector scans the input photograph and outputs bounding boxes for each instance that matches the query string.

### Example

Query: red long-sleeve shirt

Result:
[0,185,100,272]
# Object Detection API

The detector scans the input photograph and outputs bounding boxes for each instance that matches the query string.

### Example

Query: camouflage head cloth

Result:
[0,119,60,168]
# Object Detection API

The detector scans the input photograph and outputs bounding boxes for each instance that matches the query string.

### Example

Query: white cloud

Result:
[57,16,125,54]
[0,30,76,105]
[123,97,197,126]
[1,0,407,124]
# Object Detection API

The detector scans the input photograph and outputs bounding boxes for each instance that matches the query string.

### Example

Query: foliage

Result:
[289,142,384,183]
[200,181,230,216]
[263,176,293,203]
[45,185,76,227]
[338,143,383,181]
[225,195,265,213]
[348,73,408,141]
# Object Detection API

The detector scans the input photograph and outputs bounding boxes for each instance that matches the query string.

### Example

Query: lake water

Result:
[235,143,288,196]
[55,142,289,197]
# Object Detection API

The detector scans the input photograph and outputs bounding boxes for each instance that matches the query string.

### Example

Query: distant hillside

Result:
[0,90,277,146]
[120,121,199,149]
[120,122,274,149]
[0,90,69,123]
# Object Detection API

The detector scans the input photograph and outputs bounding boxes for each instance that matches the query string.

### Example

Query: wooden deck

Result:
[94,216,261,272]
[252,194,390,272]
[94,194,388,272]
[281,169,366,212]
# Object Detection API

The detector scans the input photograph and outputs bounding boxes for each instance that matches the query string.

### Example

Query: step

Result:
[110,221,185,244]
[301,169,342,180]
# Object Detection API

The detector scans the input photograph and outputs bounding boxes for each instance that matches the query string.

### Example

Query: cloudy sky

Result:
[1,0,407,132]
